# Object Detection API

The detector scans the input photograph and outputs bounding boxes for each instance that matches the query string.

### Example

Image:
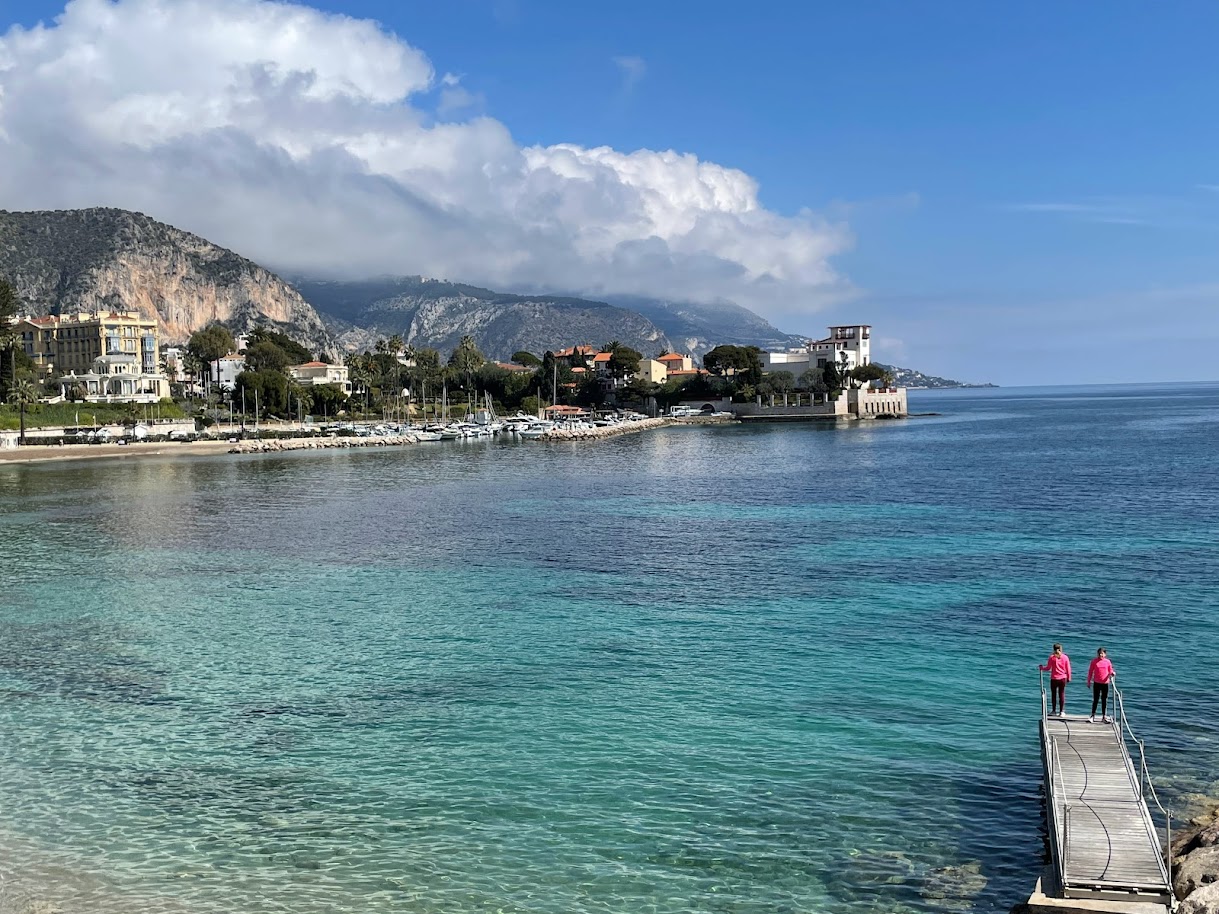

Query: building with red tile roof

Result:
[656,353,694,371]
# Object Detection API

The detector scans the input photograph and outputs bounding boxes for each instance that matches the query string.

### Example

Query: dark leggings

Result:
[1051,679,1066,712]
[1091,682,1110,717]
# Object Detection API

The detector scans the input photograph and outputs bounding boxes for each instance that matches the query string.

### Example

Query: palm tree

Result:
[449,335,485,395]
[348,356,374,416]
[183,352,205,404]
[7,377,38,445]
[289,384,314,424]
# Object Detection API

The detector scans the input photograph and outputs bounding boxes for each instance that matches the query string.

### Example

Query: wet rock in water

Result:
[1179,881,1219,914]
[1174,821,1219,863]
[15,903,63,914]
[1174,845,1219,898]
[841,848,916,887]
[920,861,988,911]
[1180,794,1219,821]
[1195,812,1218,828]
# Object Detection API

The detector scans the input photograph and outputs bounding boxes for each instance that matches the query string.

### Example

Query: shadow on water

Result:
[0,618,172,705]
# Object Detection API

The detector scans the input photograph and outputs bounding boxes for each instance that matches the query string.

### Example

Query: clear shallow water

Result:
[1,383,1217,914]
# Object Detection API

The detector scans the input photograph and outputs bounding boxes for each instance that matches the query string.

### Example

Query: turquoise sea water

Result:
[1,383,1217,914]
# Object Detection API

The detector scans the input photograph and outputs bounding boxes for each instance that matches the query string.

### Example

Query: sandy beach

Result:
[0,439,237,465]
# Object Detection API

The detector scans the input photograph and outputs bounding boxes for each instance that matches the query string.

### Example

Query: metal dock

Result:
[1039,676,1174,910]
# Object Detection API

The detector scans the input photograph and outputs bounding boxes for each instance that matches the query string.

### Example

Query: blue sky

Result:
[3,0,1218,384]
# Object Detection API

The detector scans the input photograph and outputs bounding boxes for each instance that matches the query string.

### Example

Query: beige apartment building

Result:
[636,358,670,384]
[16,310,161,377]
[13,310,169,402]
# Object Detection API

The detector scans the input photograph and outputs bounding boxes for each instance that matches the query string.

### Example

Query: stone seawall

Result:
[228,435,419,454]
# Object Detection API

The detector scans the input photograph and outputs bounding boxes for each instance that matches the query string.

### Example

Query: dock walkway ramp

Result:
[1039,679,1174,908]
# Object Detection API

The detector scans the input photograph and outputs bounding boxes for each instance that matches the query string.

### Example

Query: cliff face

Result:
[0,208,334,355]
[296,276,673,360]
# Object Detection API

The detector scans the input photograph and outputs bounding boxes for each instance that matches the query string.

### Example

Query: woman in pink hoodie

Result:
[1087,648,1116,723]
[1039,643,1071,716]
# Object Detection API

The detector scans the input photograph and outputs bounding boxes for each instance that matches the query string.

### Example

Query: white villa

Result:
[762,324,872,376]
[53,354,170,403]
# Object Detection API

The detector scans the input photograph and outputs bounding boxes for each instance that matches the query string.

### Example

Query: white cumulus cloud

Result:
[0,0,853,324]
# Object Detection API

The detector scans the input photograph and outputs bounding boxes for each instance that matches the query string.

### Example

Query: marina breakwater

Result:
[537,415,737,441]
[228,434,421,454]
[226,418,700,452]
[539,417,672,441]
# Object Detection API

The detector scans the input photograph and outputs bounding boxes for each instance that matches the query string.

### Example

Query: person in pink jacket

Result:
[1039,643,1071,716]
[1087,647,1116,723]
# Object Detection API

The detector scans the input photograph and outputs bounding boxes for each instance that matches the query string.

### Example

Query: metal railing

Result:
[1113,684,1174,897]
[1047,734,1072,883]
[1039,669,1048,723]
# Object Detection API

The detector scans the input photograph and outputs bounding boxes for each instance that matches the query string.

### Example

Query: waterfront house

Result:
[762,324,872,375]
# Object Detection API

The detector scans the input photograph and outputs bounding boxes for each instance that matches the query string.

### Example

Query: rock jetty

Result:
[539,418,671,441]
[228,434,419,454]
[1170,800,1219,914]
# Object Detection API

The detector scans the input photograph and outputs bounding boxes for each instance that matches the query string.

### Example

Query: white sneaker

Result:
[1102,716,1112,724]
[1087,716,1096,723]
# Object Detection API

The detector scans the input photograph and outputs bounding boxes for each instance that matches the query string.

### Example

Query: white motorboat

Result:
[517,421,554,440]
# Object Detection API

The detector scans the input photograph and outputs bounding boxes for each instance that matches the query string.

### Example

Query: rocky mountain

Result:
[602,295,807,357]
[874,363,997,389]
[294,276,674,360]
[0,208,995,386]
[0,208,335,356]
